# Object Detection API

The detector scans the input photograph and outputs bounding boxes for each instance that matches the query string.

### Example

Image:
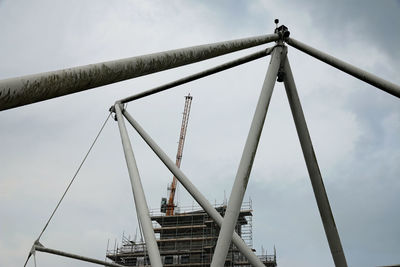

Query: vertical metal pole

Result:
[211,45,285,267]
[121,110,266,267]
[282,57,348,267]
[114,104,162,267]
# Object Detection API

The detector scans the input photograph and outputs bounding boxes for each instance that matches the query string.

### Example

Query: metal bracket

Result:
[109,103,121,121]
[274,19,290,42]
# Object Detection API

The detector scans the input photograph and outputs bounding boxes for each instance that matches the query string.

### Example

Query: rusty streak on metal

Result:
[0,34,279,111]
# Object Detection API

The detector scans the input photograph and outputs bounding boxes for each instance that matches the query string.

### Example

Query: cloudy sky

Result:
[1,1,399,267]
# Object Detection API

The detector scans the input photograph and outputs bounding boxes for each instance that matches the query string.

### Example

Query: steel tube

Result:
[115,104,162,267]
[0,34,279,111]
[282,57,348,267]
[122,110,265,267]
[34,245,124,267]
[210,46,285,267]
[119,47,274,104]
[286,37,400,98]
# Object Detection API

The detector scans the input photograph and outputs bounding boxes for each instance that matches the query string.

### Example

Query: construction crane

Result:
[160,94,193,216]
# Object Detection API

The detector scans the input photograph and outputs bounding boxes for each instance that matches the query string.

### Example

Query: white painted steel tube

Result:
[0,34,279,111]
[210,46,285,267]
[115,104,162,267]
[118,47,274,104]
[282,57,348,267]
[34,245,124,267]
[286,37,400,98]
[122,110,265,267]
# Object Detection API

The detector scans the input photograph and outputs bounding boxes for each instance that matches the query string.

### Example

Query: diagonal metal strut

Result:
[286,37,400,98]
[282,56,348,267]
[115,103,163,267]
[118,47,275,104]
[210,45,286,267]
[34,244,125,267]
[0,34,279,111]
[121,109,267,267]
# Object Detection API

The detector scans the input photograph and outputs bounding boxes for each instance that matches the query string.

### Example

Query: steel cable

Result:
[24,112,112,267]
[37,112,112,240]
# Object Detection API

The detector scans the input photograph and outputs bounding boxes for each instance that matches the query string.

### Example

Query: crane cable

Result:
[23,112,112,267]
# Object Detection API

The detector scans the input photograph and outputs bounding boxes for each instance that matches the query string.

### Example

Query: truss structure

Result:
[4,23,399,267]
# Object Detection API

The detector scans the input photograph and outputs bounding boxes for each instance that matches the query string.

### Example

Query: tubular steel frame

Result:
[9,26,399,267]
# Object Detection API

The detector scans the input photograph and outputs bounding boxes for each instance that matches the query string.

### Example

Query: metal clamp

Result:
[274,19,290,41]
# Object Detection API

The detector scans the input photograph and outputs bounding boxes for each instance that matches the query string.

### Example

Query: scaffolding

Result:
[106,201,276,267]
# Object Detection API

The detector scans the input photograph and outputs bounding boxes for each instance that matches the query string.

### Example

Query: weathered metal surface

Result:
[210,46,285,267]
[115,104,163,267]
[119,47,274,103]
[282,57,348,267]
[286,37,400,98]
[34,245,124,267]
[0,34,279,111]
[121,109,266,267]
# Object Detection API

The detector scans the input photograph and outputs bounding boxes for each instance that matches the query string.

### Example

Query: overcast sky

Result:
[1,1,399,267]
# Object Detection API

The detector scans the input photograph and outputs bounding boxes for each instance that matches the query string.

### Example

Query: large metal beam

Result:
[210,46,285,267]
[121,110,266,267]
[115,104,162,267]
[286,37,400,98]
[118,47,274,104]
[0,34,279,111]
[34,245,124,267]
[282,57,348,267]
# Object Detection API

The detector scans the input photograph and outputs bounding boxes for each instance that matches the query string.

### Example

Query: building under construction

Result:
[106,201,277,267]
